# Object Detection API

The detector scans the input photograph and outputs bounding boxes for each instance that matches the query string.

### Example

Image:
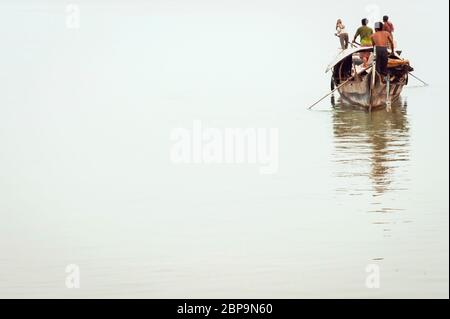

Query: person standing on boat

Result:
[382,16,395,34]
[335,19,349,50]
[382,15,396,48]
[371,22,395,76]
[353,18,373,67]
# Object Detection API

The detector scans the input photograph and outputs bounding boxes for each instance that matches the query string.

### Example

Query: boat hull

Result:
[337,71,406,109]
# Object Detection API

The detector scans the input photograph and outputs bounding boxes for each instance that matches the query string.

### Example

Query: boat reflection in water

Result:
[331,97,410,197]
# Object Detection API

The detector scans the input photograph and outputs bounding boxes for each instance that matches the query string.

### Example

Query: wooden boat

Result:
[326,46,413,110]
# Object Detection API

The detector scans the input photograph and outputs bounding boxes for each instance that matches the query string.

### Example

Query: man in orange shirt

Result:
[371,22,395,76]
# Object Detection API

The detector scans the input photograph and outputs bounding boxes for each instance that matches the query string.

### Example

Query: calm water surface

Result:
[0,0,448,298]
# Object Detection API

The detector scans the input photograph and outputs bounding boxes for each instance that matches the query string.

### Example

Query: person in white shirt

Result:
[335,19,349,50]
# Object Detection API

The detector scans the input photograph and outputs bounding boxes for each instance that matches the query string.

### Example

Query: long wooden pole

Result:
[370,47,377,112]
[386,74,391,111]
[307,79,353,110]
[409,73,429,86]
[308,64,373,110]
[334,35,360,49]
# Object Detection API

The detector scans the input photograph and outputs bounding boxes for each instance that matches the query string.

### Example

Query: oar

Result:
[386,74,391,111]
[334,33,361,48]
[307,79,352,110]
[334,35,360,49]
[370,46,377,112]
[409,73,429,86]
[308,64,373,110]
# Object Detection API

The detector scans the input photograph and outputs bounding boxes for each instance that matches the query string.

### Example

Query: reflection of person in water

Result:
[331,100,410,195]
